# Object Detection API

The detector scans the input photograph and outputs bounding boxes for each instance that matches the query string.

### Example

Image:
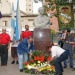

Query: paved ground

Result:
[0,48,75,75]
[0,56,75,75]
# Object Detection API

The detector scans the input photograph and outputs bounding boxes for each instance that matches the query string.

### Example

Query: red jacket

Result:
[22,31,32,39]
[0,33,10,44]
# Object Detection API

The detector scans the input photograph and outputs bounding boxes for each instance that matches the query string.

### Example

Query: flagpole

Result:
[15,0,22,41]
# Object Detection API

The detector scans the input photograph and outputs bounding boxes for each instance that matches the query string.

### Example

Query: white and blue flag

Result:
[15,0,22,41]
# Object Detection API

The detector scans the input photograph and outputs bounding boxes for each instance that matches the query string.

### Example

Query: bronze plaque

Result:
[34,28,51,50]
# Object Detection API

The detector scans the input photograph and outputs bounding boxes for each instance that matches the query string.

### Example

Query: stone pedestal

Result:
[34,28,51,50]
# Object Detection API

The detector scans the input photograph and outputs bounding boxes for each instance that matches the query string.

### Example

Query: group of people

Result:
[11,25,33,65]
[0,6,75,75]
[56,29,75,75]
[0,25,34,72]
[0,24,75,75]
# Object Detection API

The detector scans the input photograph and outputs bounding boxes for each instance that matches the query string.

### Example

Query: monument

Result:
[33,7,50,29]
[33,7,51,50]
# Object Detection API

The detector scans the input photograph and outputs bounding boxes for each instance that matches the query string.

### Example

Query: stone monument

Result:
[33,7,50,29]
[33,7,51,50]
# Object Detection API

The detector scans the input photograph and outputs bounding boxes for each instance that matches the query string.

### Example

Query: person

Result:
[58,29,67,48]
[33,7,50,28]
[0,34,1,65]
[21,25,33,60]
[11,37,18,64]
[72,32,75,67]
[0,28,10,66]
[72,32,75,59]
[17,36,34,72]
[63,29,75,69]
[47,44,69,75]
[21,25,32,39]
[58,33,63,48]
[0,33,1,56]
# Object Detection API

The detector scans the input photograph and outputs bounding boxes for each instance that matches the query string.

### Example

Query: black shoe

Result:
[57,73,62,75]
[71,67,75,71]
[63,66,67,68]
[11,61,15,64]
[1,64,4,66]
[16,61,18,64]
[54,73,57,75]
[70,66,73,68]
[62,69,64,72]
[20,69,23,72]
[54,73,62,75]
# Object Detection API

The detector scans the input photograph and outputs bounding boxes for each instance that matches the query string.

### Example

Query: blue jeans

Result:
[54,50,68,74]
[18,52,28,69]
[64,50,73,67]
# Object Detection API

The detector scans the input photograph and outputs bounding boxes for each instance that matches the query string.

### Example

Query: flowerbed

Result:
[23,50,55,75]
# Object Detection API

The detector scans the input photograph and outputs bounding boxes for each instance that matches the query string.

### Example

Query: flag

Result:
[0,11,2,18]
[11,2,15,40]
[15,0,22,41]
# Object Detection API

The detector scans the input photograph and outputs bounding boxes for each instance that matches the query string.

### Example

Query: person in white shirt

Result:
[11,37,19,64]
[47,45,69,75]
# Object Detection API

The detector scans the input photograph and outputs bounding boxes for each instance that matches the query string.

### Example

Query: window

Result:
[3,21,7,26]
[29,5,31,6]
[28,19,33,21]
[29,9,31,11]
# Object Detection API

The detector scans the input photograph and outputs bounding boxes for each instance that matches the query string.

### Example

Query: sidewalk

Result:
[0,56,75,75]
[0,57,29,75]
[0,47,75,75]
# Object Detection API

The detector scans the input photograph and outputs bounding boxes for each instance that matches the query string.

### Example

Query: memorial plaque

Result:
[34,28,51,50]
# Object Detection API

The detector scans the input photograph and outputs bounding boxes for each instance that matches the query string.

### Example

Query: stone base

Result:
[34,28,51,51]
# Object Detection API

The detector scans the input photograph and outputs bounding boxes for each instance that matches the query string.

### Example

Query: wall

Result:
[0,0,11,14]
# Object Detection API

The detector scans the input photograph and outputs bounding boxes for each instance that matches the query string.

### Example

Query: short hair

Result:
[2,28,6,31]
[25,25,29,28]
[67,29,70,32]
[46,42,53,49]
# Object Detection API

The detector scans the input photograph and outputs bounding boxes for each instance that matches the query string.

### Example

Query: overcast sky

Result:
[8,0,42,13]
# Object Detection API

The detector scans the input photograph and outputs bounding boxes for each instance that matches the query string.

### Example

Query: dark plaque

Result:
[34,28,51,50]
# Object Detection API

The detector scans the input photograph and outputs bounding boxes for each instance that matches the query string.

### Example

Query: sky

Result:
[8,0,42,13]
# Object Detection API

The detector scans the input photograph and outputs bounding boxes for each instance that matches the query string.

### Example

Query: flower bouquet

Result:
[23,50,55,75]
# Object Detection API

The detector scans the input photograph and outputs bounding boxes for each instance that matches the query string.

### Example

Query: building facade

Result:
[0,0,38,39]
[25,0,33,13]
[0,0,75,38]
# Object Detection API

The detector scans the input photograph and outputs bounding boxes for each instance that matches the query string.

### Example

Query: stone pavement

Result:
[0,47,75,75]
[0,56,75,75]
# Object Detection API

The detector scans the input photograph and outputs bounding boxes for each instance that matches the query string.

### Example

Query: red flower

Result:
[30,60,34,63]
[47,56,51,61]
[34,55,44,62]
[34,56,40,61]
[51,66,55,69]
[24,62,29,65]
[40,55,44,62]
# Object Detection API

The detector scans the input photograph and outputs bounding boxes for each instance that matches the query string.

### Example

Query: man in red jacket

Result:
[21,25,32,39]
[0,28,10,66]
